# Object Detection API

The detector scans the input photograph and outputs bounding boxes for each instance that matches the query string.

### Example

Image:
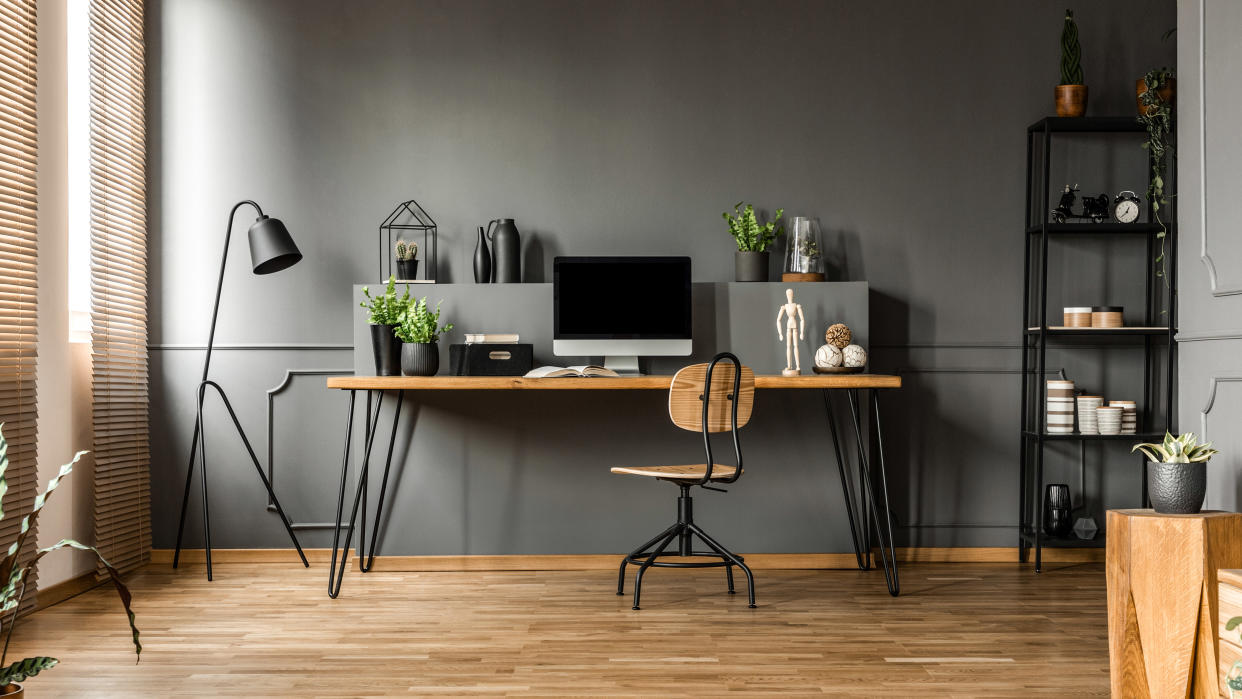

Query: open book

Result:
[525,365,620,378]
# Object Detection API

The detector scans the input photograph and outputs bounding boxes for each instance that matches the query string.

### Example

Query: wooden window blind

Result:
[0,0,41,610]
[89,0,149,576]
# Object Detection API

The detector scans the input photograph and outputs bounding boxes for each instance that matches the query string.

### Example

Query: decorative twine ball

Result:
[814,343,844,368]
[842,344,868,368]
[824,323,852,349]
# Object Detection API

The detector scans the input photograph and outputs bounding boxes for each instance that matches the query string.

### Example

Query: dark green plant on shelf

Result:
[723,203,784,252]
[395,297,452,344]
[1138,67,1175,286]
[0,425,141,692]
[359,275,411,326]
[1060,10,1083,85]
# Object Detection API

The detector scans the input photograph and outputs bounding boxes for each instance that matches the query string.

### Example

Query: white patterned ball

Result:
[814,343,843,368]
[842,344,867,368]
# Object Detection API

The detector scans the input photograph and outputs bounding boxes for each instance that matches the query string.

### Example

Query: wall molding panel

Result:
[1198,0,1242,297]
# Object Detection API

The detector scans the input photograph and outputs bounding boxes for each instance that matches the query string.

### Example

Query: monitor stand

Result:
[603,355,641,376]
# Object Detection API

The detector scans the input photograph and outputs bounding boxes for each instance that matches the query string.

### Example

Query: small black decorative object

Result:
[379,200,436,282]
[474,226,492,283]
[1043,483,1073,537]
[1050,184,1110,223]
[1112,190,1142,223]
[487,218,521,283]
[449,343,534,376]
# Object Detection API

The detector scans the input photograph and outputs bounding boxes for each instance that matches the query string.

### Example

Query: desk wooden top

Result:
[326,374,901,390]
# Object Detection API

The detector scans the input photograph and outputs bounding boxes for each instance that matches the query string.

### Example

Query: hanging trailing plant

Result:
[1138,67,1174,286]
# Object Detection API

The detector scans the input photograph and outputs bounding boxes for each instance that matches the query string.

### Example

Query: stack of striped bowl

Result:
[1076,395,1103,434]
[1095,406,1123,435]
[1110,400,1137,434]
[1047,380,1075,434]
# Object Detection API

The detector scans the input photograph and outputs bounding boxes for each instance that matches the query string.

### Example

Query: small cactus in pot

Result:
[395,239,419,280]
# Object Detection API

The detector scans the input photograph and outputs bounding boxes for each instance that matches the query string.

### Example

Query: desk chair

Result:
[612,352,756,609]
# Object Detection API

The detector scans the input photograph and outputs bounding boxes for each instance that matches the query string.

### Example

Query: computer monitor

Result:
[553,256,692,374]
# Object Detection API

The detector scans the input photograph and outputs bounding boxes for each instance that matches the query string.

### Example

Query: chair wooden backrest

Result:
[668,357,755,433]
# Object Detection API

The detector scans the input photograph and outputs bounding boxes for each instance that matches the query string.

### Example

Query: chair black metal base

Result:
[617,483,756,610]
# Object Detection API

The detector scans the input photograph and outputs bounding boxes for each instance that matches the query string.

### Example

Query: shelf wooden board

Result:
[326,374,902,391]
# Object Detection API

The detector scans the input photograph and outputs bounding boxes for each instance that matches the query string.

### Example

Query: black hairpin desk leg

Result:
[329,389,404,598]
[824,388,900,596]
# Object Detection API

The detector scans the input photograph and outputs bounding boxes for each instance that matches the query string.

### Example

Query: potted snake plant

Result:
[724,203,784,282]
[1055,9,1087,117]
[0,425,141,698]
[395,297,453,376]
[1132,432,1219,514]
[360,276,410,376]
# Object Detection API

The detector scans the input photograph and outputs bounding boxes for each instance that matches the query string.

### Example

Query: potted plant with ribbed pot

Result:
[1132,432,1219,514]
[360,276,410,376]
[1055,9,1087,117]
[396,297,452,376]
[0,426,141,698]
[724,202,784,282]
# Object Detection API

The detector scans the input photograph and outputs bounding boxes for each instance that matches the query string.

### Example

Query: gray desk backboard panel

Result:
[337,282,872,556]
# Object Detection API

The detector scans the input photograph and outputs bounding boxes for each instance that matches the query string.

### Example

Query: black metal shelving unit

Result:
[1019,116,1177,572]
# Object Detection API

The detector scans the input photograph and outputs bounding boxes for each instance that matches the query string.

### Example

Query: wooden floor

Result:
[9,561,1109,697]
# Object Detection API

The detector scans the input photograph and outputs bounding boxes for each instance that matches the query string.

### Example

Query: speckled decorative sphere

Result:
[842,344,867,368]
[814,343,843,368]
[824,323,852,349]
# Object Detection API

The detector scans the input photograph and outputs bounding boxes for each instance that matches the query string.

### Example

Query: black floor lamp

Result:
[172,200,310,580]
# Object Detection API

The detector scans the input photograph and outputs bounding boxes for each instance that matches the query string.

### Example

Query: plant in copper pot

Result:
[1132,432,1218,514]
[0,426,141,698]
[1055,9,1087,117]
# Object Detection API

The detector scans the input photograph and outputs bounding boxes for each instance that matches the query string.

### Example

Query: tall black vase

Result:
[369,324,402,376]
[473,227,491,283]
[1043,483,1073,537]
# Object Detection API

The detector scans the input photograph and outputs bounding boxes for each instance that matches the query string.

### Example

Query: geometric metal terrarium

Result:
[378,199,437,282]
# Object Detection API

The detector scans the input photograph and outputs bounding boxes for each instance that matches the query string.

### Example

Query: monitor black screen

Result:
[554,257,692,339]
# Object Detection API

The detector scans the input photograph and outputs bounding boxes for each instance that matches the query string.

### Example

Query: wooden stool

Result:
[1107,509,1242,698]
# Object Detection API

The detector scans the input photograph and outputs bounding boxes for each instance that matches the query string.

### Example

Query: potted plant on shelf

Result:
[360,275,410,376]
[395,297,453,376]
[1055,9,1087,117]
[724,202,784,282]
[1132,432,1218,514]
[1138,67,1175,285]
[394,239,419,281]
[0,426,141,698]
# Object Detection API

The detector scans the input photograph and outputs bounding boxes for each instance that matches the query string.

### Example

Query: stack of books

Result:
[464,333,519,344]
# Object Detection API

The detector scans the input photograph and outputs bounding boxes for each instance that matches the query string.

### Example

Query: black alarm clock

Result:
[1113,191,1142,224]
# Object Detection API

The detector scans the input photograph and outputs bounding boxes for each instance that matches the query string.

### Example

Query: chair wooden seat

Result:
[610,464,738,480]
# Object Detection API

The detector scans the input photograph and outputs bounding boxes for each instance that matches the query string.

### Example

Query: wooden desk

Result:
[323,373,902,599]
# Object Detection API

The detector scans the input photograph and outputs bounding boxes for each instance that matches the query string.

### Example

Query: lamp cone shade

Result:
[248,215,302,274]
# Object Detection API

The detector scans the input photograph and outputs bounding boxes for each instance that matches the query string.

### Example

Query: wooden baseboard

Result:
[35,571,105,611]
[151,546,1102,570]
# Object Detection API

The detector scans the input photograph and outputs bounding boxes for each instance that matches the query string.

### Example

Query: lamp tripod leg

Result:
[172,415,201,570]
[195,384,213,581]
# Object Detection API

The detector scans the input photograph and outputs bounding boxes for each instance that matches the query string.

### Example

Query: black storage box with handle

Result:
[449,343,534,376]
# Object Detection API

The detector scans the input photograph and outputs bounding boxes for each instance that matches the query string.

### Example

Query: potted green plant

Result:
[0,426,141,698]
[1138,67,1175,285]
[1132,432,1218,514]
[360,276,411,376]
[395,239,419,281]
[724,202,784,282]
[1055,9,1087,117]
[395,297,453,376]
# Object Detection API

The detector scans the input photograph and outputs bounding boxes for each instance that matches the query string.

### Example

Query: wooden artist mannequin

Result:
[776,288,805,376]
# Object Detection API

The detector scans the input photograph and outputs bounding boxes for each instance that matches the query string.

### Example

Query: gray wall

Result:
[1177,0,1242,509]
[147,0,1176,553]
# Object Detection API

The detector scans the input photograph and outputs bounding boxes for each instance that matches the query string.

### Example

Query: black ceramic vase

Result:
[369,324,402,376]
[488,218,521,283]
[473,227,491,284]
[401,342,439,376]
[1147,462,1207,514]
[1043,483,1072,537]
[396,259,418,281]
